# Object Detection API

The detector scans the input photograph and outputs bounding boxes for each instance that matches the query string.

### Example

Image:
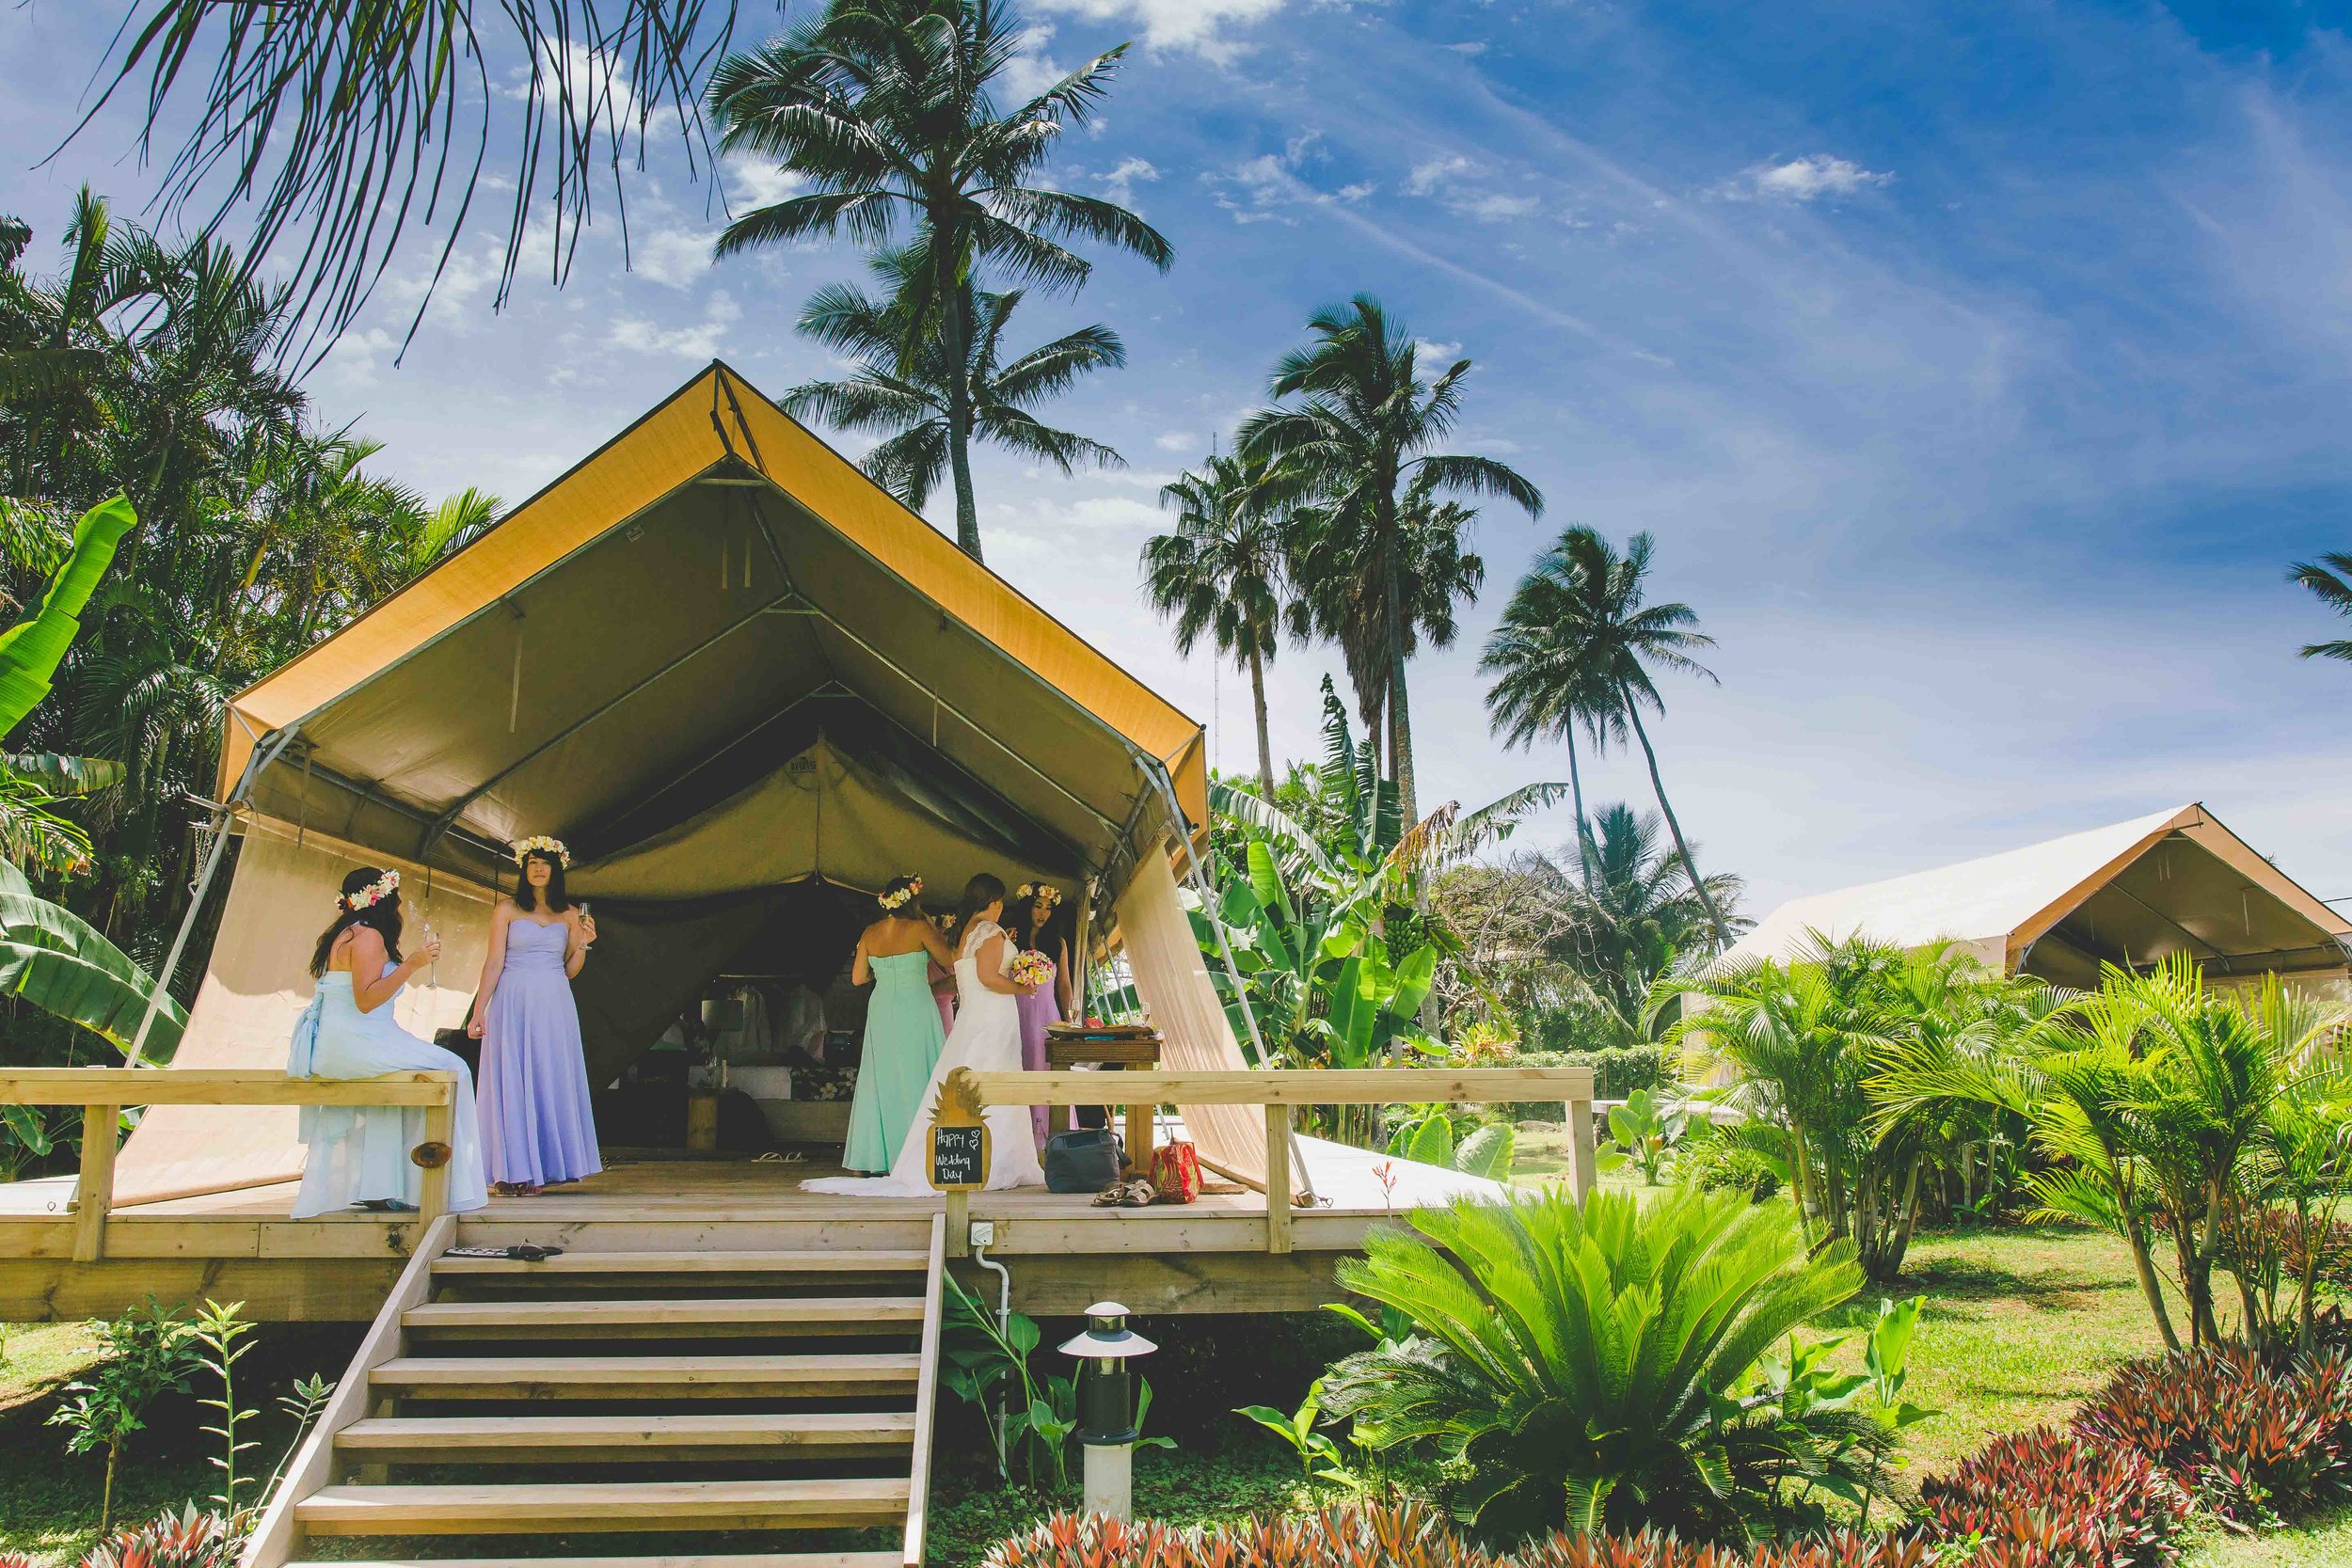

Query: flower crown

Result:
[1016,881,1063,910]
[513,835,571,868]
[342,869,399,911]
[878,876,923,911]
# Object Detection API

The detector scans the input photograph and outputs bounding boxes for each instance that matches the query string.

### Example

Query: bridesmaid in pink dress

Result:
[1007,882,1075,1147]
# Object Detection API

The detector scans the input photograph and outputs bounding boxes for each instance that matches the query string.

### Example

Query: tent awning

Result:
[215,362,1205,899]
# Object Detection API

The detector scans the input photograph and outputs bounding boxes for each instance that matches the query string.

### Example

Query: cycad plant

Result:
[1321,1187,1875,1540]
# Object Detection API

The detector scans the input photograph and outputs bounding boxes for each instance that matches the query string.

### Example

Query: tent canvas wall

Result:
[114,363,1272,1206]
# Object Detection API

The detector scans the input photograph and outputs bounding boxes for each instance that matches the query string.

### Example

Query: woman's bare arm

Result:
[971,931,1032,996]
[348,926,431,1014]
[851,924,874,988]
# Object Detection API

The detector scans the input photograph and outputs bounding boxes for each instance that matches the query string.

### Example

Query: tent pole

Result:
[126,722,303,1067]
[1135,756,1270,1066]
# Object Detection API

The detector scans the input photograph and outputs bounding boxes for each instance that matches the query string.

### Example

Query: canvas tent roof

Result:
[215,360,1207,895]
[1722,802,2352,984]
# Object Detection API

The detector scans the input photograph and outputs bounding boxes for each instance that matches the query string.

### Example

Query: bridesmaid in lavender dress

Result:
[469,837,602,1196]
[1008,882,1075,1146]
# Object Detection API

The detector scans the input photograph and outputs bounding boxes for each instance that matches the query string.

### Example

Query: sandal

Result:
[1090,1178,1157,1208]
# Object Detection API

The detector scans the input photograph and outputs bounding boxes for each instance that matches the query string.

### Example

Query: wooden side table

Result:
[1045,1033,1162,1175]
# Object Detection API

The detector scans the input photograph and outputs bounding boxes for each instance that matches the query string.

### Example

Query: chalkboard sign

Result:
[930,1123,989,1191]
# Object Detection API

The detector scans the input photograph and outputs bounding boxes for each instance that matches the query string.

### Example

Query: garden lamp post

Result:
[1058,1301,1156,1520]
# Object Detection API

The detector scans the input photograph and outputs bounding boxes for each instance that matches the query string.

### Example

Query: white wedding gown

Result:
[804,919,1045,1196]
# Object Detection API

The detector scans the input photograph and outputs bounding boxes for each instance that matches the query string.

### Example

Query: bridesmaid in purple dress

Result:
[1008,882,1075,1147]
[469,837,602,1196]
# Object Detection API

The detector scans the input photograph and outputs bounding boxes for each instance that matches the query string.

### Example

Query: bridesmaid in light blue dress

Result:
[469,840,602,1196]
[289,867,488,1218]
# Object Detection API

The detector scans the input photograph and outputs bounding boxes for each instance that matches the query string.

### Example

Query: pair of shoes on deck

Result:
[1091,1177,1158,1208]
[356,1198,417,1213]
[491,1181,542,1197]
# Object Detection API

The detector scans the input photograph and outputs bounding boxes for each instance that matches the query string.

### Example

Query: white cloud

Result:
[1724,154,1894,203]
[1403,154,1537,221]
[1406,154,1473,198]
[1442,41,1489,57]
[1413,339,1463,365]
[606,292,742,357]
[1097,155,1161,208]
[1028,0,1290,63]
[722,157,807,214]
[1208,132,1370,224]
[628,227,714,287]
[1000,24,1070,101]
[1154,430,1199,451]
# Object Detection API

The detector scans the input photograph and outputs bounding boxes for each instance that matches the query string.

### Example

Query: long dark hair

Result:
[310,867,405,977]
[1008,885,1071,954]
[514,848,571,913]
[949,873,1006,946]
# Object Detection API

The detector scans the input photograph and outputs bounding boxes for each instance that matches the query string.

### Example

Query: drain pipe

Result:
[972,1228,1015,1480]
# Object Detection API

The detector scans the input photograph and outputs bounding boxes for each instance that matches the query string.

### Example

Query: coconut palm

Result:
[1520,525,1728,952]
[708,0,1173,560]
[69,3,737,356]
[785,247,1126,518]
[2289,552,2352,661]
[1240,296,1538,824]
[1144,453,1299,797]
[1482,532,1623,889]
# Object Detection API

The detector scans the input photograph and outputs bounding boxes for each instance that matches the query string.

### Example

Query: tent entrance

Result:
[587,874,896,1157]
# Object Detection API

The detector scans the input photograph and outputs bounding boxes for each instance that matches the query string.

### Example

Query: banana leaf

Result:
[0,863,186,1058]
[0,493,136,741]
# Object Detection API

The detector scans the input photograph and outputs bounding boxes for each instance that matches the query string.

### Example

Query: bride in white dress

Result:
[805,874,1045,1196]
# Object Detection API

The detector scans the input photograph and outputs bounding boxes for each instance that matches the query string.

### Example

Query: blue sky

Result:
[5,1,2352,916]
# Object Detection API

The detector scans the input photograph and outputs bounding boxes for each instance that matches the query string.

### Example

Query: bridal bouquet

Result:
[1009,949,1057,990]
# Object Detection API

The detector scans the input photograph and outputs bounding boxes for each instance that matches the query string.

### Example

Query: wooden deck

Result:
[0,1151,1435,1321]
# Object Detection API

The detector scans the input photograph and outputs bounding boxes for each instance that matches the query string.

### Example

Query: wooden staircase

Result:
[240,1212,946,1568]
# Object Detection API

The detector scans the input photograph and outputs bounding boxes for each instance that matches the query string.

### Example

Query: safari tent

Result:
[113,361,1272,1206]
[1722,802,2352,990]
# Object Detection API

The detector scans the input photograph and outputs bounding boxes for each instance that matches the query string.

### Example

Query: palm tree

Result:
[1522,525,1729,951]
[785,247,1126,517]
[68,3,736,356]
[2289,552,2352,661]
[1144,453,1297,797]
[708,0,1173,560]
[1568,803,1742,1026]
[1240,296,1539,824]
[1481,532,1622,889]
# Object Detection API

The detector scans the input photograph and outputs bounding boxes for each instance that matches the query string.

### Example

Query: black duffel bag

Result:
[1042,1126,1124,1193]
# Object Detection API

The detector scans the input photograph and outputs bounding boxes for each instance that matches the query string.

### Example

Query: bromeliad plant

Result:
[1319,1187,1876,1540]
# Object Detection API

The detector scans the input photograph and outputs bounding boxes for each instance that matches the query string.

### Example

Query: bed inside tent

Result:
[110,361,1319,1208]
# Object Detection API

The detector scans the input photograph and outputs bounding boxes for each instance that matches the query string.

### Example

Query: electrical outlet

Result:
[968,1220,997,1249]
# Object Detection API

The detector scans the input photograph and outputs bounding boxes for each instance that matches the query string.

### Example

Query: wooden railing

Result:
[951,1066,1599,1255]
[0,1068,460,1260]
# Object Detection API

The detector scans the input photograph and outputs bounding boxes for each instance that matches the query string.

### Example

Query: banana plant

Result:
[0,494,135,740]
[0,856,187,1059]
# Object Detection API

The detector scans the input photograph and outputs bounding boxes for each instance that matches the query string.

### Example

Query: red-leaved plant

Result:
[1918,1426,2189,1568]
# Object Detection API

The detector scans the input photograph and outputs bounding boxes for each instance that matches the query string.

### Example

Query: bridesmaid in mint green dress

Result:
[841,876,960,1173]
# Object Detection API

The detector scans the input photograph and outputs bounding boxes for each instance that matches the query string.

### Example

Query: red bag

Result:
[1152,1140,1200,1204]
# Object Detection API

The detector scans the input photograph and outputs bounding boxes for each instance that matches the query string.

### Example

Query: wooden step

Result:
[403,1295,923,1338]
[336,1411,916,1463]
[294,1477,909,1534]
[370,1353,921,1399]
[433,1248,930,1276]
[285,1555,900,1568]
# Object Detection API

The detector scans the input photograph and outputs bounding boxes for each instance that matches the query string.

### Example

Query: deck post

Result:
[416,1085,454,1232]
[945,1190,970,1259]
[1566,1095,1597,1204]
[71,1104,118,1263]
[1263,1103,1292,1255]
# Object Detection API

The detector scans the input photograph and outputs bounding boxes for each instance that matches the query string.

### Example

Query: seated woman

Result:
[288,867,489,1218]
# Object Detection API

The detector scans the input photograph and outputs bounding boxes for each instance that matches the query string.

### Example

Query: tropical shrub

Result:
[0,1504,239,1568]
[1608,1087,1686,1184]
[1675,1122,1783,1203]
[45,1300,202,1531]
[984,1501,1929,1568]
[1918,1426,2190,1568]
[1513,1045,1675,1105]
[2073,1341,2352,1525]
[1319,1187,1876,1539]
